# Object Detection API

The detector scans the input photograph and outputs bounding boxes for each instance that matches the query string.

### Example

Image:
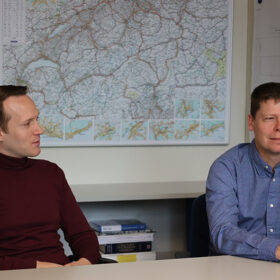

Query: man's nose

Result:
[35,121,44,135]
[276,119,280,131]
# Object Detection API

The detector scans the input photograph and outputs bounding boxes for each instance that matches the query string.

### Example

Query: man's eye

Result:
[265,117,274,120]
[24,122,31,126]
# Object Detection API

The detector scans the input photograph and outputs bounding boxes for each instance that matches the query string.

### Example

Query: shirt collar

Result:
[249,140,280,176]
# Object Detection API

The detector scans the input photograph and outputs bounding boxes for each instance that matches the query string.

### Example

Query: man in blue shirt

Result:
[206,82,280,261]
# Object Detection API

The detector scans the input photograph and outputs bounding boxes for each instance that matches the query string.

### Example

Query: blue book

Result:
[90,219,147,233]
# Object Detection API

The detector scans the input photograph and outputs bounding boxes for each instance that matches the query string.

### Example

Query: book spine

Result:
[121,224,146,231]
[101,251,156,263]
[100,225,122,232]
[97,232,154,245]
[91,223,122,232]
[100,241,152,254]
[92,223,147,233]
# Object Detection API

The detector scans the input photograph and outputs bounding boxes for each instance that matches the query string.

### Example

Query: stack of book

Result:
[89,219,156,263]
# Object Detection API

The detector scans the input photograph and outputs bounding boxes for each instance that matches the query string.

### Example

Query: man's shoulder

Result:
[28,157,60,170]
[207,143,253,188]
[215,142,251,165]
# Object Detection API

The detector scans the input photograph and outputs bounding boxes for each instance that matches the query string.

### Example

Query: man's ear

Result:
[0,128,5,141]
[248,114,255,132]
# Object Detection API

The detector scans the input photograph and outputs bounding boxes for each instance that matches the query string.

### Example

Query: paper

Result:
[1,0,25,45]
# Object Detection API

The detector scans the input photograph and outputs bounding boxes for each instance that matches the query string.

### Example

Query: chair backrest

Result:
[188,194,210,257]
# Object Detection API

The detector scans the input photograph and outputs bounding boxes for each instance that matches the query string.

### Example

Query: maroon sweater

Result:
[0,153,100,270]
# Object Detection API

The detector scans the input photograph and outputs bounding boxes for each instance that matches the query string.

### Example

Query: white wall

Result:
[38,0,250,186]
[55,0,252,259]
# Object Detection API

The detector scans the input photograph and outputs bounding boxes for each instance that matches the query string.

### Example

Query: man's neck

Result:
[258,152,280,171]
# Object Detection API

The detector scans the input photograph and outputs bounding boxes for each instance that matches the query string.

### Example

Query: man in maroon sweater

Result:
[0,85,101,270]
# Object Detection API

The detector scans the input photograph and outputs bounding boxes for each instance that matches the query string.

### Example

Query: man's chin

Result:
[269,148,280,156]
[29,148,41,157]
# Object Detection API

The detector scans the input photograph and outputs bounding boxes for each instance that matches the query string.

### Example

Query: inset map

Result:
[175,99,200,119]
[201,120,225,140]
[175,120,200,140]
[122,120,148,141]
[149,120,174,141]
[65,119,93,142]
[39,115,64,143]
[94,120,120,142]
[202,98,225,119]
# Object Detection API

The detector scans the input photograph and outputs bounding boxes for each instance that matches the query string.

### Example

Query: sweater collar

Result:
[0,153,32,170]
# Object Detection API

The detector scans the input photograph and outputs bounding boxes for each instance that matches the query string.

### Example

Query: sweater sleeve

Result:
[0,256,36,270]
[56,166,101,264]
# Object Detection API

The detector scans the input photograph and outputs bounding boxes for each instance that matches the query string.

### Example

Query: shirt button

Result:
[273,178,276,182]
[270,228,274,233]
[270,204,274,207]
[265,165,269,169]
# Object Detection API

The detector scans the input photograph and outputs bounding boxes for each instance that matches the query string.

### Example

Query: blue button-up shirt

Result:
[206,141,280,261]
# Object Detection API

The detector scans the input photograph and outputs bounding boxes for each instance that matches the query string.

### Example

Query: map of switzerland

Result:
[2,0,232,146]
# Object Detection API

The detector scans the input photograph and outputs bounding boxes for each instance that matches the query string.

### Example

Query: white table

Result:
[1,256,280,280]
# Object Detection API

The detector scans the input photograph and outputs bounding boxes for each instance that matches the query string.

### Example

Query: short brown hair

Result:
[250,82,280,118]
[0,85,28,132]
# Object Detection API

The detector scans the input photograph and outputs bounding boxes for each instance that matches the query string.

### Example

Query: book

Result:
[90,219,147,232]
[99,241,152,254]
[101,251,156,263]
[96,230,154,245]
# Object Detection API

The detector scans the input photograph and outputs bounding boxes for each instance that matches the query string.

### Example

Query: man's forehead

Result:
[261,98,280,105]
[258,99,280,113]
[4,95,39,119]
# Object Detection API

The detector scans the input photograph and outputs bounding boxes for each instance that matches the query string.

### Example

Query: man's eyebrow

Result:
[23,114,39,123]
